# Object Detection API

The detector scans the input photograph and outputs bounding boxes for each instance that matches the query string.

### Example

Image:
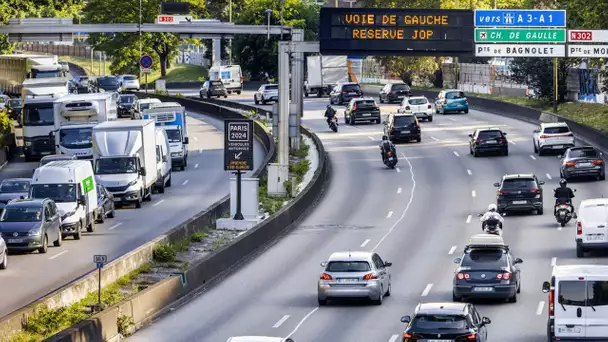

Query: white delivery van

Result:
[30,160,98,240]
[154,127,172,193]
[134,98,162,119]
[209,65,243,94]
[543,265,608,341]
[143,102,189,170]
[575,198,608,257]
[92,120,158,208]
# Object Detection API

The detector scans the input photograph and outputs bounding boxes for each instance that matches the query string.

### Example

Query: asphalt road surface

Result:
[125,89,608,342]
[0,109,264,317]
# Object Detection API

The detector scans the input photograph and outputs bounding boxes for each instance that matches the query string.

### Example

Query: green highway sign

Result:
[475,28,566,43]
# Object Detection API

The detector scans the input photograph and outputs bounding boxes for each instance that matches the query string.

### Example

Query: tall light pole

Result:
[228,0,232,63]
[266,9,272,40]
[139,0,142,79]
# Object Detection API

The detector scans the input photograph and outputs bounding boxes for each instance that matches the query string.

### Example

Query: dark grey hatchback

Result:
[560,146,605,181]
[0,198,62,253]
[494,174,544,215]
[384,113,421,143]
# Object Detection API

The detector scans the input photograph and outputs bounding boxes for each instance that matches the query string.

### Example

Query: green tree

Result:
[510,58,570,102]
[83,0,207,76]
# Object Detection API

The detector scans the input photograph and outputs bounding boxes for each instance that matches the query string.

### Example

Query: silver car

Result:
[317,251,392,305]
[0,236,6,269]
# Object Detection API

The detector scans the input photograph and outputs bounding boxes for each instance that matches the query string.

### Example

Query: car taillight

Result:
[593,160,604,165]
[387,151,393,157]
[496,272,511,280]
[342,91,348,94]
[457,272,470,280]
[403,333,413,339]
[390,91,396,94]
[352,105,357,111]
[375,106,380,110]
[240,76,243,84]
[363,273,377,280]
[427,104,432,109]
[497,190,504,196]
[549,290,555,315]
[263,90,271,93]
[476,138,483,143]
[531,188,540,193]
[565,161,576,167]
[466,333,477,340]
[540,135,550,139]
[577,221,582,235]
[320,273,332,280]
[405,106,410,110]
[464,99,468,103]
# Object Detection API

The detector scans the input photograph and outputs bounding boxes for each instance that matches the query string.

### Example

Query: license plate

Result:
[415,112,426,115]
[388,157,394,161]
[348,92,357,95]
[558,327,582,333]
[8,238,23,243]
[552,145,563,149]
[513,200,527,204]
[401,130,410,134]
[337,278,358,283]
[40,152,51,155]
[587,234,604,241]
[398,95,405,98]
[473,287,494,292]
[485,140,498,144]
[577,163,592,167]
[362,113,371,116]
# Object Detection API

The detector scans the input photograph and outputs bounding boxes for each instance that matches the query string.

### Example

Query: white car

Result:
[58,61,70,72]
[398,96,433,122]
[254,84,279,105]
[575,198,608,257]
[533,122,575,156]
[0,237,7,269]
[119,74,140,91]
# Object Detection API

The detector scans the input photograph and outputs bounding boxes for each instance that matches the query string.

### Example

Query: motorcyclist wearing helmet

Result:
[324,105,337,126]
[480,204,504,231]
[554,178,575,216]
[379,135,397,162]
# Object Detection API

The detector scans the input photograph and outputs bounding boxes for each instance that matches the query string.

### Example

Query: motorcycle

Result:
[478,213,504,236]
[555,202,577,227]
[328,115,338,132]
[383,149,398,169]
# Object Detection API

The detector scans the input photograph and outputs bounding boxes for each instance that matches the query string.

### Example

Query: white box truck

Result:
[0,54,66,96]
[143,102,189,170]
[305,55,349,97]
[154,127,172,193]
[209,65,243,94]
[52,92,119,159]
[21,78,71,161]
[92,120,158,208]
[30,160,98,240]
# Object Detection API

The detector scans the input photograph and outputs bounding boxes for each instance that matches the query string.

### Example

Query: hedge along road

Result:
[0,109,265,318]
[127,89,608,342]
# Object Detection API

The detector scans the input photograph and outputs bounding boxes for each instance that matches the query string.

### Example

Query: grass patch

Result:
[190,232,208,243]
[59,56,111,77]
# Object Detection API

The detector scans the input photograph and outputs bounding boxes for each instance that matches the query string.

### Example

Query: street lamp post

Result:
[139,0,142,79]
[266,9,272,40]
[228,0,232,63]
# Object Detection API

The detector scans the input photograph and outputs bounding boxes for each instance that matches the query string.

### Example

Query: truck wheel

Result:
[145,187,152,201]
[87,219,96,233]
[236,91,241,95]
[74,223,82,240]
[135,197,142,208]
[96,209,105,223]
[158,179,166,194]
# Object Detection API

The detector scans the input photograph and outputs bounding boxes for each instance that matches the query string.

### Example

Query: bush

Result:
[154,89,169,95]
[190,232,207,243]
[153,243,176,262]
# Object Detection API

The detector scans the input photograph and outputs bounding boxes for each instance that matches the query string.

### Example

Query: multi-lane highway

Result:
[127,90,608,342]
[0,109,264,317]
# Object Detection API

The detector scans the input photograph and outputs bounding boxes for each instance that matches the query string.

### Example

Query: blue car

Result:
[435,89,469,114]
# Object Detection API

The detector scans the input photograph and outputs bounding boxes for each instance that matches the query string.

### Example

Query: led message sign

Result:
[319,8,474,56]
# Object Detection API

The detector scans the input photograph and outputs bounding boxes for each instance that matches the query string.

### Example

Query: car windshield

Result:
[501,178,536,189]
[265,85,278,90]
[446,91,465,99]
[120,96,135,104]
[478,130,503,139]
[558,280,586,307]
[60,127,92,149]
[23,103,54,126]
[343,84,361,92]
[140,102,157,111]
[30,184,76,203]
[8,99,21,106]
[0,181,30,193]
[95,157,137,174]
[461,250,508,268]
[355,100,376,108]
[543,126,570,134]
[412,315,468,330]
[570,148,599,158]
[394,116,416,126]
[392,84,409,91]
[165,129,181,143]
[99,77,119,86]
[32,70,64,78]
[581,204,607,218]
[0,207,42,222]
[123,75,137,81]
[408,98,427,105]
[325,261,371,272]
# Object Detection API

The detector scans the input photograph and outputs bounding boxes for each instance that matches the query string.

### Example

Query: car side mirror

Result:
[139,167,147,176]
[573,213,578,219]
[574,189,577,192]
[468,134,473,138]
[514,258,523,264]
[493,183,500,187]
[78,195,86,205]
[481,317,491,325]
[183,137,189,144]
[542,281,551,293]
[454,257,462,264]
[503,132,507,135]
[400,315,411,324]
[382,120,387,125]
[538,181,545,185]
[384,261,392,267]
[534,129,540,133]
[320,261,327,268]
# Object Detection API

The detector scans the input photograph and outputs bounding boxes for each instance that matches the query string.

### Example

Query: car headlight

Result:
[61,210,76,221]
[127,179,138,187]
[27,229,41,236]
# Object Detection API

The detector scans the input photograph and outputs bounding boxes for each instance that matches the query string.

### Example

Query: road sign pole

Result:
[145,73,148,93]
[97,266,102,310]
[233,170,244,220]
[554,57,558,114]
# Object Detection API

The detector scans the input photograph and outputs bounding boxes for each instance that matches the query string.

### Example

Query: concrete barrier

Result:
[0,99,275,341]
[45,108,329,341]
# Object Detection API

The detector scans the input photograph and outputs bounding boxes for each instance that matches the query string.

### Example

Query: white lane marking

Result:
[368,136,375,141]
[386,211,393,218]
[397,187,402,194]
[198,148,203,154]
[288,150,416,339]
[182,180,189,186]
[421,283,434,297]
[360,239,371,247]
[551,257,557,266]
[467,169,472,176]
[108,222,123,231]
[466,215,472,223]
[49,250,68,260]
[453,151,460,157]
[193,136,199,141]
[431,136,440,141]
[388,335,399,342]
[546,173,552,180]
[152,200,165,207]
[396,167,401,173]
[472,190,476,198]
[448,117,457,121]
[195,163,199,169]
[448,245,457,255]
[510,141,517,145]
[272,315,290,328]
[530,155,537,160]
[536,301,545,315]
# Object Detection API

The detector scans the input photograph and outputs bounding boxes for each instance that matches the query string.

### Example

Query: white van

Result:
[30,160,98,240]
[209,65,243,94]
[543,265,608,341]
[134,98,162,119]
[575,198,608,257]
[154,127,172,193]
[226,337,294,342]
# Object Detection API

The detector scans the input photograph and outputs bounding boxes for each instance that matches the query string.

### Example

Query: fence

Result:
[14,42,104,59]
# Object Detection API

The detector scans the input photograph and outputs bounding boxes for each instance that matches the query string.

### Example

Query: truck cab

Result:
[143,102,189,170]
[30,64,68,79]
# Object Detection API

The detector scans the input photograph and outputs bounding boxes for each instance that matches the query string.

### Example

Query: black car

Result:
[95,185,115,223]
[330,82,363,105]
[400,302,491,342]
[344,97,381,125]
[0,198,62,253]
[6,98,22,121]
[200,80,228,99]
[96,76,120,92]
[379,83,411,103]
[469,128,508,157]
[560,146,605,181]
[494,174,544,215]
[117,94,137,118]
[384,113,421,143]
[453,244,522,303]
[0,178,31,213]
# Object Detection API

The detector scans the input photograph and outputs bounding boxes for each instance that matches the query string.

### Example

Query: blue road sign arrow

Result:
[140,55,153,68]
[475,10,566,27]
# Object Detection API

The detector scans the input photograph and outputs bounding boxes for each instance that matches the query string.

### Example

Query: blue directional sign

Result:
[139,55,153,69]
[474,10,566,27]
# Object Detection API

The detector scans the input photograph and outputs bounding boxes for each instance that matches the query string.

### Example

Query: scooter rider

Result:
[554,178,575,216]
[379,135,396,162]
[324,105,337,126]
[480,204,504,231]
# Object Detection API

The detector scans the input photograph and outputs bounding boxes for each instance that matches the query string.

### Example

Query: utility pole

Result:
[139,0,142,80]
[553,58,559,113]
[228,0,232,64]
